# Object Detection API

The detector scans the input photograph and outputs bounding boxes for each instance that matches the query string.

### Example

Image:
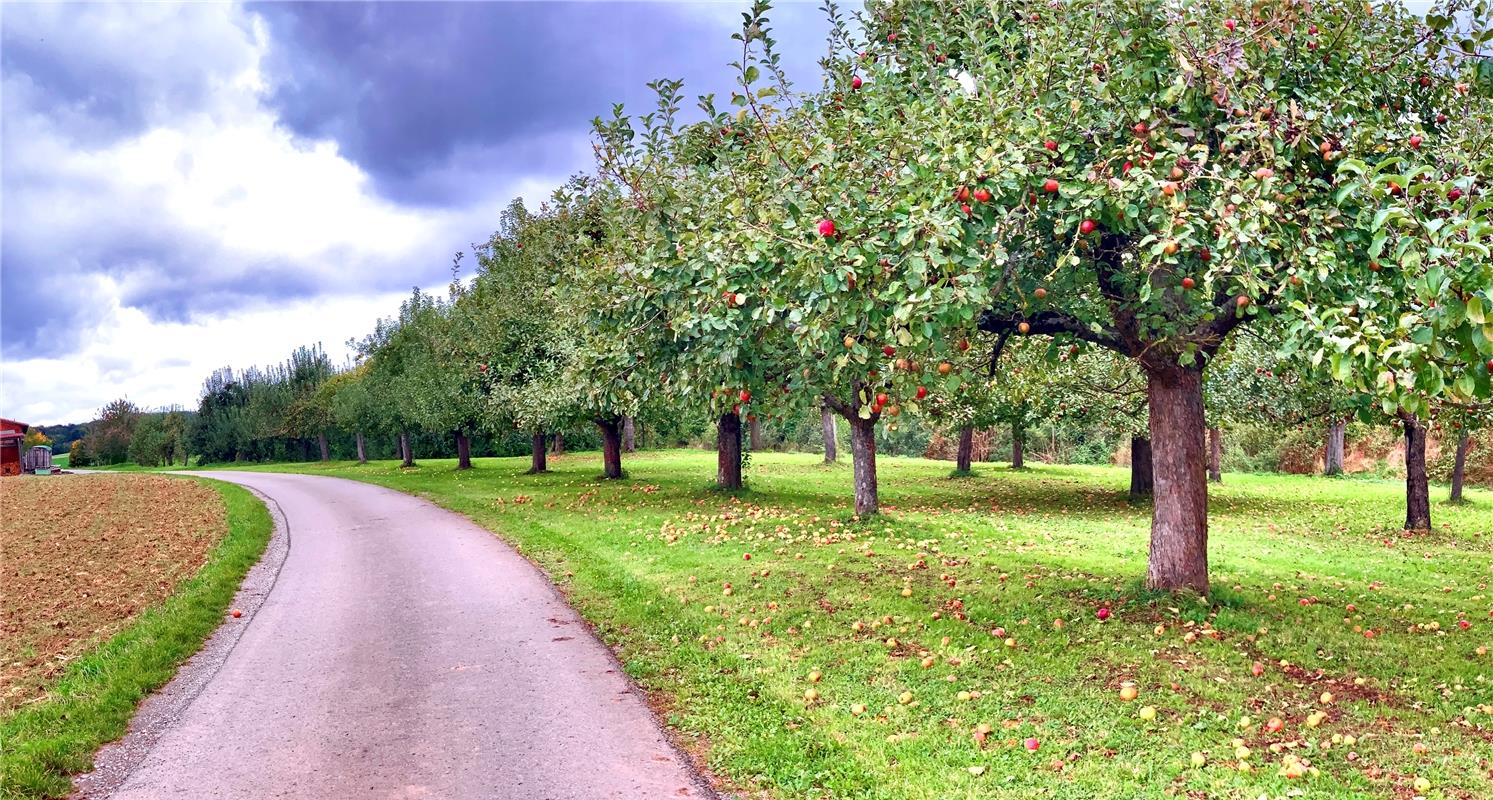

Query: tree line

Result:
[77,1,1493,596]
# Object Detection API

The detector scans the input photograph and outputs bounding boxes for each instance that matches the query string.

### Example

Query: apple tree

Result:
[839,0,1492,590]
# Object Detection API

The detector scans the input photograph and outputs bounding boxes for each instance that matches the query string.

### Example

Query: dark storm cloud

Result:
[255,1,832,204]
[0,4,259,145]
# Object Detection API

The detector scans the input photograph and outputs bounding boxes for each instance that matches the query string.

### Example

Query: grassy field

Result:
[235,450,1492,800]
[0,475,271,800]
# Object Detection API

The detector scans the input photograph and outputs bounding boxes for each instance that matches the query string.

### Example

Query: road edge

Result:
[71,480,291,799]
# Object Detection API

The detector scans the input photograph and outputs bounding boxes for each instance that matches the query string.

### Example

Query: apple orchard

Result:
[186,0,1493,598]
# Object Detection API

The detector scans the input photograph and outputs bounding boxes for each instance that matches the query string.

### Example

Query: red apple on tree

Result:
[818,218,837,237]
[1079,219,1097,235]
[1043,178,1060,193]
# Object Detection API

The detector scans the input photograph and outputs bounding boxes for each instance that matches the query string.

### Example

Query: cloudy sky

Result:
[0,1,834,425]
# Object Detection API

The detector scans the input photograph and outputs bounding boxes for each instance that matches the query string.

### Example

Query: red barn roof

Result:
[1,419,29,440]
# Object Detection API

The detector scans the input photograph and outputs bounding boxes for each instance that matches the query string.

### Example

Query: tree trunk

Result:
[1324,419,1346,476]
[300,438,311,461]
[716,413,743,490]
[1130,436,1153,501]
[749,415,763,451]
[1401,413,1431,531]
[596,418,623,479]
[1449,430,1470,503]
[400,431,414,468]
[1143,366,1209,593]
[455,430,472,470]
[1011,422,1025,469]
[551,432,565,455]
[1207,426,1222,483]
[956,425,974,472]
[848,417,879,516]
[355,432,367,464]
[821,406,838,463]
[318,432,330,462]
[622,416,636,453]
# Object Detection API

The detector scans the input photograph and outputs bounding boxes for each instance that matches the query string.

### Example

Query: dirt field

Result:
[0,474,226,711]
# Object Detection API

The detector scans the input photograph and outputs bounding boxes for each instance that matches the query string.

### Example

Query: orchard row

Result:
[195,1,1493,596]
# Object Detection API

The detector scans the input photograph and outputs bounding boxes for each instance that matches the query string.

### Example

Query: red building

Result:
[1,418,28,477]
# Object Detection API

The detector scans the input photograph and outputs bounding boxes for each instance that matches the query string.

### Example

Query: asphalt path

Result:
[76,471,710,800]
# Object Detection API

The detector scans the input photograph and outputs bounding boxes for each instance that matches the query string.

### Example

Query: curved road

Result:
[80,471,710,800]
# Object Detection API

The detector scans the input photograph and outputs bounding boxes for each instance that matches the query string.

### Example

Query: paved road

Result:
[84,471,709,800]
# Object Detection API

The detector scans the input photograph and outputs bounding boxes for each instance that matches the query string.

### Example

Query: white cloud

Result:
[1,283,412,425]
[1,3,573,424]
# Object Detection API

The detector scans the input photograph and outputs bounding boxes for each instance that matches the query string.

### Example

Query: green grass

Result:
[231,452,1493,798]
[50,452,68,469]
[0,480,272,800]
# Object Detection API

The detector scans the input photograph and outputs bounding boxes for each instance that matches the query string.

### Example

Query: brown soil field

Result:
[0,474,226,711]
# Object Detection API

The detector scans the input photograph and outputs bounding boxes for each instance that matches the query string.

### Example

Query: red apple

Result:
[1198,247,1211,262]
[1132,121,1148,136]
[915,385,928,400]
[1449,188,1463,201]
[1034,287,1048,299]
[957,338,971,352]
[1096,607,1111,621]
[852,75,863,90]
[1079,219,1097,235]
[960,203,972,215]
[1024,737,1040,751]
[1224,18,1236,31]
[231,609,243,618]
[1043,178,1060,193]
[876,393,889,406]
[1181,276,1196,290]
[973,187,992,203]
[882,345,896,357]
[818,218,837,237]
[1236,295,1251,308]
[1044,139,1058,151]
[1409,134,1423,149]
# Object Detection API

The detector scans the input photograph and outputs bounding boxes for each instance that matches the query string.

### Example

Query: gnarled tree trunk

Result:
[1450,430,1470,503]
[1144,366,1209,593]
[551,432,564,455]
[455,430,472,470]
[717,412,743,490]
[956,425,974,472]
[1324,419,1346,476]
[399,431,414,468]
[1401,413,1431,531]
[528,432,548,474]
[1011,422,1025,469]
[622,416,636,453]
[848,417,879,516]
[318,432,330,462]
[596,418,624,479]
[821,406,837,463]
[355,432,367,464]
[1207,426,1222,483]
[1130,436,1153,501]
